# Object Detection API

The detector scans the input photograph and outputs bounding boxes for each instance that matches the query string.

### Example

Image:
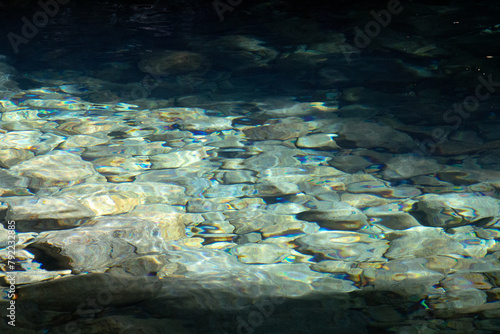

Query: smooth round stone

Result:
[423,256,459,275]
[297,202,368,231]
[217,170,257,184]
[0,130,64,154]
[382,155,441,179]
[361,258,445,295]
[336,120,417,153]
[411,175,454,186]
[440,273,493,291]
[368,212,422,230]
[346,179,390,194]
[4,196,96,221]
[415,193,499,227]
[220,158,246,169]
[248,182,300,197]
[385,226,468,259]
[261,221,319,238]
[437,167,500,185]
[150,149,209,169]
[9,150,106,189]
[243,151,302,170]
[230,243,291,264]
[296,133,340,150]
[296,231,389,262]
[435,140,484,156]
[0,148,34,168]
[475,228,500,240]
[340,193,395,208]
[235,232,262,244]
[30,216,167,273]
[328,154,372,173]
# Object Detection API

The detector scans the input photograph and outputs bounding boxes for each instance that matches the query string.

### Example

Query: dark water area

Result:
[0,1,500,333]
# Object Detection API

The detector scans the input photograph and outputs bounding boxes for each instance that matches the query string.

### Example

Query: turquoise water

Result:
[1,1,500,333]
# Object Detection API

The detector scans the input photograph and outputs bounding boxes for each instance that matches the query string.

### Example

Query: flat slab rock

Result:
[29,216,167,273]
[415,193,499,227]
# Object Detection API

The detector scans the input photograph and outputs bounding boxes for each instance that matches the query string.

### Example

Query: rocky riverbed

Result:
[0,82,499,333]
[0,1,500,333]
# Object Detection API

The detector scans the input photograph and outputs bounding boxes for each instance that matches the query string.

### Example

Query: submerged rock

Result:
[0,130,64,155]
[230,243,292,264]
[0,148,34,168]
[297,202,368,230]
[295,231,389,262]
[17,273,161,311]
[8,151,106,189]
[296,133,340,150]
[243,122,309,141]
[414,193,499,227]
[334,120,417,153]
[384,226,468,259]
[3,196,96,221]
[361,258,445,295]
[29,217,167,273]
